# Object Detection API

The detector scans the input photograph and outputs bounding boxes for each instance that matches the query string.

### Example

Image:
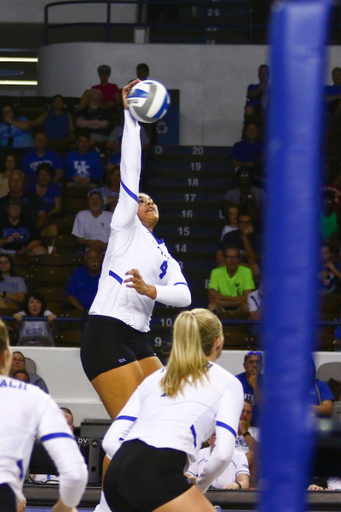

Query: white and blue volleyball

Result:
[127,80,170,123]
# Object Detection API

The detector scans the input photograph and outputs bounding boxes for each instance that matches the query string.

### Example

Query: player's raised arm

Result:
[111,80,142,231]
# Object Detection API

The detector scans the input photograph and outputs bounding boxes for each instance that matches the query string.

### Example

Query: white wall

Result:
[38,42,269,146]
[10,346,340,427]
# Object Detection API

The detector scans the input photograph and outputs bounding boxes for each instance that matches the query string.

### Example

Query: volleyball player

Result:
[81,79,191,422]
[0,320,87,512]
[102,309,244,512]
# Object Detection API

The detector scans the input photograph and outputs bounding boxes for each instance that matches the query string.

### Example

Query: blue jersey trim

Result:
[41,432,75,442]
[116,415,137,422]
[109,270,123,284]
[216,421,237,438]
[173,282,188,287]
[190,425,197,447]
[144,226,164,245]
[121,179,139,203]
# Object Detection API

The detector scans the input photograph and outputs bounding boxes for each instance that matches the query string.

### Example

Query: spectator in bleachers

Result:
[208,246,255,312]
[0,198,46,255]
[65,247,102,311]
[14,291,56,347]
[310,358,334,417]
[79,64,121,110]
[136,63,150,80]
[20,131,63,183]
[64,132,104,187]
[217,212,261,278]
[319,242,341,294]
[319,190,341,240]
[323,67,341,115]
[245,64,270,117]
[0,170,48,230]
[0,254,27,310]
[186,432,250,490]
[26,163,62,220]
[29,94,75,149]
[0,103,34,150]
[0,152,18,198]
[10,350,48,392]
[235,400,259,487]
[230,124,264,169]
[247,284,263,320]
[236,351,263,426]
[220,204,239,240]
[106,112,150,162]
[223,167,266,213]
[99,164,120,209]
[76,89,111,143]
[72,189,111,252]
[12,369,30,382]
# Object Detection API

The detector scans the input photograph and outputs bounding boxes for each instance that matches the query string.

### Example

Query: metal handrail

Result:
[44,0,254,45]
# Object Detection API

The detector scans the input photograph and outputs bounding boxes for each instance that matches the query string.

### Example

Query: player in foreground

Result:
[81,79,191,421]
[102,309,244,512]
[0,320,88,512]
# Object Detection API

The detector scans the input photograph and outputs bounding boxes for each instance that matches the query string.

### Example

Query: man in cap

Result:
[71,189,112,252]
[0,197,46,255]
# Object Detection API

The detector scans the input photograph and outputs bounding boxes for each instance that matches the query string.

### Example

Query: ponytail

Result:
[161,309,222,398]
[0,319,10,375]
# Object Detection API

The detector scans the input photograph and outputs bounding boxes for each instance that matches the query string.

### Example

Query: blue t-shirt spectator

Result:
[64,150,103,183]
[0,117,34,148]
[26,182,61,214]
[21,149,63,182]
[230,139,264,165]
[236,372,262,426]
[65,266,100,310]
[43,111,71,141]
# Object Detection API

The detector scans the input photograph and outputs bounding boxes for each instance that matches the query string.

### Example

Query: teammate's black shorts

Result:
[103,439,192,512]
[81,315,157,381]
[0,484,16,512]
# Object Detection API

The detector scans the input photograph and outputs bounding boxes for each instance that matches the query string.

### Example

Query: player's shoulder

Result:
[209,362,242,388]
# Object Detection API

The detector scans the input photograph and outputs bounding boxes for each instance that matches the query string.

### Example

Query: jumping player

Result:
[81,80,191,421]
[102,309,244,512]
[0,320,87,512]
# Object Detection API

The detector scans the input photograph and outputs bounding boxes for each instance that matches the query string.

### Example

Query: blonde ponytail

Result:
[0,319,10,375]
[161,309,222,398]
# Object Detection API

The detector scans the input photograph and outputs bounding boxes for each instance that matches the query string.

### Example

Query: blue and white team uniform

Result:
[0,376,87,508]
[102,362,244,511]
[81,111,191,381]
[187,447,250,489]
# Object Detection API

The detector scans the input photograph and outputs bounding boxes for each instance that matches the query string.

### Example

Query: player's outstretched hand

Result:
[122,80,141,111]
[124,269,157,299]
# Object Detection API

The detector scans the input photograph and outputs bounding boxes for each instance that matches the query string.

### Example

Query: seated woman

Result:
[0,152,18,198]
[221,203,239,239]
[14,291,56,346]
[26,163,62,219]
[100,164,120,209]
[0,103,34,151]
[0,254,26,310]
[30,94,75,150]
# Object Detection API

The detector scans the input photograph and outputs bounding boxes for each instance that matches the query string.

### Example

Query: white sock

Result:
[94,490,112,512]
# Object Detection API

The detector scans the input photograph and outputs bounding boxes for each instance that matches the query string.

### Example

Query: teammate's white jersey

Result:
[0,376,87,506]
[187,447,250,489]
[90,111,191,332]
[103,362,244,492]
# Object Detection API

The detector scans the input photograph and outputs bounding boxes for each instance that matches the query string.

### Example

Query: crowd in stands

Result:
[1,60,341,496]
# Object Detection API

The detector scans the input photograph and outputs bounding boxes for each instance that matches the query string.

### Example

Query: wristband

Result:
[243,431,250,437]
[236,481,242,489]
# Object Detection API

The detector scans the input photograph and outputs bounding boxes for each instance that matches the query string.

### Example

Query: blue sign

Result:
[0,69,24,76]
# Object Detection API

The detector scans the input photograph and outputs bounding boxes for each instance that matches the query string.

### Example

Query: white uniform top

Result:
[187,447,250,489]
[90,111,191,332]
[103,362,244,492]
[72,209,112,244]
[0,376,87,506]
[235,427,260,454]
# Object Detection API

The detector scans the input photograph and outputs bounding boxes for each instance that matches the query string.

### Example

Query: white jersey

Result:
[0,376,87,506]
[235,427,260,454]
[90,111,191,331]
[103,362,244,492]
[72,209,112,244]
[187,447,249,489]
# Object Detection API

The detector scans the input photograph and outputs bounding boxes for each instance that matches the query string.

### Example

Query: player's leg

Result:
[0,484,16,512]
[91,362,144,420]
[154,485,217,512]
[139,355,163,378]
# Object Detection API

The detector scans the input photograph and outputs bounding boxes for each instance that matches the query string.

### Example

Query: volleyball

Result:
[127,80,170,123]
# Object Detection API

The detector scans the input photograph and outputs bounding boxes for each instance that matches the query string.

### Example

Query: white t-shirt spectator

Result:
[72,210,112,244]
[17,309,55,346]
[235,427,260,454]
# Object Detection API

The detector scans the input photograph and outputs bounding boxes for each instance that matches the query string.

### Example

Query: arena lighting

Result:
[0,57,38,62]
[0,80,38,85]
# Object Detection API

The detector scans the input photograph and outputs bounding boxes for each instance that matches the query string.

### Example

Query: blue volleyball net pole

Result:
[260,2,332,512]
